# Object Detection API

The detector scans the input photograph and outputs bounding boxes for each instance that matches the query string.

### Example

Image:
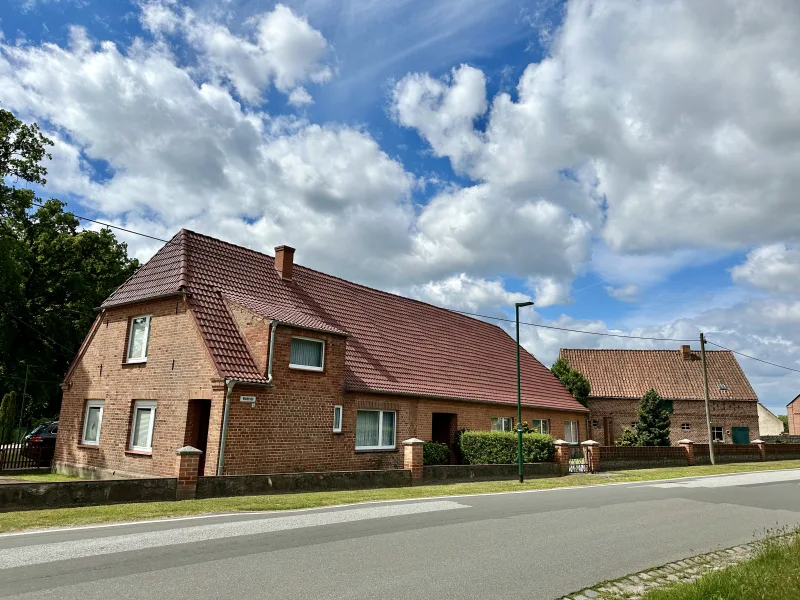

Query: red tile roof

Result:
[103,230,586,412]
[559,348,758,402]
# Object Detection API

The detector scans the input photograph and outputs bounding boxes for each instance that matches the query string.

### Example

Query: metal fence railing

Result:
[0,427,55,471]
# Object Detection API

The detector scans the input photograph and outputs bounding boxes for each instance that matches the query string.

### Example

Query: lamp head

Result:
[515,301,534,308]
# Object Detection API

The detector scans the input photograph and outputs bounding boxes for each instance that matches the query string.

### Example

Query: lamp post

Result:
[515,301,534,483]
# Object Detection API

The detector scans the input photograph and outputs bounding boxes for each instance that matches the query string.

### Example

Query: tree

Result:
[635,388,671,446]
[615,426,639,447]
[778,415,789,433]
[0,109,139,425]
[0,392,17,442]
[551,356,591,407]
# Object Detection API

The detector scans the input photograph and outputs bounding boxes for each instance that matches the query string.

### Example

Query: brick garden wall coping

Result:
[422,463,561,482]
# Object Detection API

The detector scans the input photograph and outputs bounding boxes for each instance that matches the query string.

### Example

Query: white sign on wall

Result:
[240,395,256,407]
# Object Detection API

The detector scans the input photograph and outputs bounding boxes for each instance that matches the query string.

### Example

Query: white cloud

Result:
[731,244,800,295]
[140,2,332,104]
[409,274,529,313]
[605,284,639,302]
[528,276,573,307]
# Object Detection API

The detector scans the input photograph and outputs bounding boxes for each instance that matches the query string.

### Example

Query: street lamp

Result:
[515,301,534,483]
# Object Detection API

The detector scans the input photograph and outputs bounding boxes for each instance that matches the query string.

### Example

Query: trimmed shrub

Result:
[459,431,555,465]
[423,442,451,465]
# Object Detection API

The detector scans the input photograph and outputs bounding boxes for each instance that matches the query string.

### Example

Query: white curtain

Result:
[381,412,395,446]
[290,339,323,367]
[129,317,148,359]
[85,407,101,443]
[132,408,152,448]
[356,411,379,447]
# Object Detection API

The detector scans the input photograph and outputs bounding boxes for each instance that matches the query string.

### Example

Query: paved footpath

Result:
[2,469,800,599]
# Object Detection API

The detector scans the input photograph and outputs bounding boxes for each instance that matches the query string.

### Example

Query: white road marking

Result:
[0,501,467,570]
[646,470,800,489]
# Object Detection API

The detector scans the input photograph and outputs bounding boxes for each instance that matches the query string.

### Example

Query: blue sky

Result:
[3,0,800,415]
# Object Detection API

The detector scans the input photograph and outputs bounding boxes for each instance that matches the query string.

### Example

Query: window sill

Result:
[77,443,100,450]
[125,449,153,457]
[288,365,324,373]
[122,360,147,367]
[355,448,398,453]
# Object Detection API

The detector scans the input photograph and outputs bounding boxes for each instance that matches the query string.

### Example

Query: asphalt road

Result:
[2,469,800,600]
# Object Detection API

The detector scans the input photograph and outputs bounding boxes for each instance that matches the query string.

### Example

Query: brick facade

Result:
[588,397,760,446]
[56,298,587,478]
[789,399,800,435]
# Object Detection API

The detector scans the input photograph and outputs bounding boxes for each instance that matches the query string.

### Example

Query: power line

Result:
[449,309,696,342]
[31,201,170,243]
[706,340,800,375]
[0,306,74,353]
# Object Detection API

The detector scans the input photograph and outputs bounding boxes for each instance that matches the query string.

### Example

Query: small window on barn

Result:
[712,426,724,442]
[717,383,728,392]
[491,417,513,432]
[289,337,324,371]
[681,423,691,431]
[333,405,342,433]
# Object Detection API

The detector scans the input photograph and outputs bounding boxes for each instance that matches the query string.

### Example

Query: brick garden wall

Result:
[694,443,762,464]
[597,446,688,471]
[54,297,220,479]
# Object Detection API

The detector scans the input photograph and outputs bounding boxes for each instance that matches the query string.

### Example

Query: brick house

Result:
[54,230,588,478]
[559,347,759,446]
[789,395,800,435]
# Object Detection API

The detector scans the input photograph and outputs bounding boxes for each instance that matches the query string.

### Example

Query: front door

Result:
[732,427,750,445]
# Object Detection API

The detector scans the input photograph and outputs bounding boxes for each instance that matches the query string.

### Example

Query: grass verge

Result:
[641,529,800,600]
[0,473,82,483]
[1,460,799,534]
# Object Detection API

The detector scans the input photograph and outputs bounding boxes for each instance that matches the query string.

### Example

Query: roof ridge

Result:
[179,228,511,336]
[561,348,731,353]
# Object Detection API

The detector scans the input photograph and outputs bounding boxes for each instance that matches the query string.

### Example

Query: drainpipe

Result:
[216,321,279,476]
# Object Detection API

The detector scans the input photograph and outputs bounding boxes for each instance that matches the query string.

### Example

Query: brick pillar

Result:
[403,438,425,484]
[751,439,766,461]
[581,440,600,473]
[175,446,203,501]
[553,439,571,475]
[679,439,695,466]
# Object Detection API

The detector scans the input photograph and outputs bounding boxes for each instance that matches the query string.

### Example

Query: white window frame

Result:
[289,336,325,372]
[531,419,550,434]
[129,400,157,452]
[126,315,152,364]
[81,400,104,446]
[355,409,396,450]
[564,420,579,444]
[711,426,724,442]
[681,423,691,431]
[491,417,513,432]
[333,405,343,433]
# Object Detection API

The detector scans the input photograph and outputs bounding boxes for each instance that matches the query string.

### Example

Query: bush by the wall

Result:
[423,442,451,465]
[458,431,554,465]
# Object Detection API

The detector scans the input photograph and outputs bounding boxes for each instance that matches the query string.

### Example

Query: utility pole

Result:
[17,363,29,443]
[515,301,534,483]
[700,333,716,465]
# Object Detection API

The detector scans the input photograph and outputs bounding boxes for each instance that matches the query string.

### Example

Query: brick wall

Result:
[588,398,760,445]
[789,402,800,435]
[599,446,688,471]
[54,297,220,478]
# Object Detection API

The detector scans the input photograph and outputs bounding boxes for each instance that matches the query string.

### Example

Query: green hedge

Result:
[458,431,555,465]
[423,442,451,465]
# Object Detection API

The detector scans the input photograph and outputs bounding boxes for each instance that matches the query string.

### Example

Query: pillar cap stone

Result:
[581,440,600,446]
[176,446,203,455]
[678,439,694,444]
[402,438,426,446]
[751,439,765,444]
[553,439,570,446]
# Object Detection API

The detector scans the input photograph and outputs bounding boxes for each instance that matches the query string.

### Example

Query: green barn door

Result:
[732,427,750,445]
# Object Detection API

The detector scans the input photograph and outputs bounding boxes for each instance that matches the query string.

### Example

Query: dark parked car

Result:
[23,421,58,467]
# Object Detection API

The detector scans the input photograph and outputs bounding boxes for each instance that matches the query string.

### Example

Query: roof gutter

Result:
[216,320,280,476]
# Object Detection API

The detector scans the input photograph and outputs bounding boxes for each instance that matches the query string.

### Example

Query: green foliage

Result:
[551,357,591,407]
[636,388,671,446]
[458,430,555,464]
[778,415,789,433]
[615,426,639,447]
[453,428,468,464]
[422,442,450,465]
[0,392,17,442]
[0,109,139,425]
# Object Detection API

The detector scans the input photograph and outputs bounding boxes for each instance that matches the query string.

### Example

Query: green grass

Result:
[0,460,798,533]
[642,531,800,600]
[0,472,82,483]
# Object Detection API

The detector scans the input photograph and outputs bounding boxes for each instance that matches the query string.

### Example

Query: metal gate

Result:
[0,427,54,472]
[568,444,589,473]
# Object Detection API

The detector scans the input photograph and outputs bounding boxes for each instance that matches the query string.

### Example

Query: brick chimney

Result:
[680,345,692,360]
[274,245,295,280]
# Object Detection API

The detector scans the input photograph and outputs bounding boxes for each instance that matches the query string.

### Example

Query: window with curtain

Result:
[333,405,342,433]
[130,401,157,451]
[491,417,513,432]
[531,419,550,434]
[355,410,395,449]
[81,400,104,445]
[564,420,579,444]
[126,315,151,363]
[289,337,324,370]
